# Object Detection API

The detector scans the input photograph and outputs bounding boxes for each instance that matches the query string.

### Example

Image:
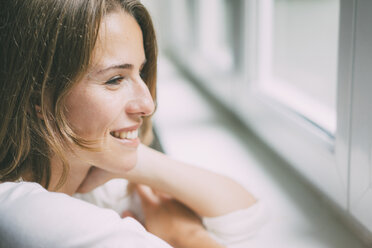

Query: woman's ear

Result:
[35,105,44,120]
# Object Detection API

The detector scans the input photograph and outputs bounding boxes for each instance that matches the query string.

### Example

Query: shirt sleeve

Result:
[74,179,145,223]
[202,200,268,246]
[0,182,172,248]
[74,179,131,215]
[75,180,268,246]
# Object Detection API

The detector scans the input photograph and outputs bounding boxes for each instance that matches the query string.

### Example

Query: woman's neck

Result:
[48,154,92,196]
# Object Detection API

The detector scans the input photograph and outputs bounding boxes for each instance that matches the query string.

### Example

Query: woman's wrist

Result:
[124,144,157,183]
[176,228,225,248]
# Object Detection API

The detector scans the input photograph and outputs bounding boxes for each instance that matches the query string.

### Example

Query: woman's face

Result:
[63,11,154,173]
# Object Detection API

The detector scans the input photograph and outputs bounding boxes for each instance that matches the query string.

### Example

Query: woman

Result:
[0,0,264,247]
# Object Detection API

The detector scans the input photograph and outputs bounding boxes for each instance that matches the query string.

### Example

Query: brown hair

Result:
[0,0,157,189]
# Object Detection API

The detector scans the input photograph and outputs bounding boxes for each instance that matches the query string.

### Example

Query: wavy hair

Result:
[0,0,157,189]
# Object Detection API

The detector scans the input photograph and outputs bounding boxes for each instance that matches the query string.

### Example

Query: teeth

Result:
[119,131,127,139]
[112,129,138,140]
[127,129,138,139]
[127,131,133,139]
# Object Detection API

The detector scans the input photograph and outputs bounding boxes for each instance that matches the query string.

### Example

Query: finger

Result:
[76,167,113,193]
[135,184,160,206]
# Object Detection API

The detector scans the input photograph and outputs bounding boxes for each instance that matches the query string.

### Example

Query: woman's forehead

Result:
[90,11,145,70]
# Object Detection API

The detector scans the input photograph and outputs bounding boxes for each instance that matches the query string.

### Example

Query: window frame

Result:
[152,0,372,236]
[233,0,355,209]
[348,0,372,232]
[163,0,356,211]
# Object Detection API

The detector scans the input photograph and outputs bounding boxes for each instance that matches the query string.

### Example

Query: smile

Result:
[109,127,140,148]
[110,129,139,140]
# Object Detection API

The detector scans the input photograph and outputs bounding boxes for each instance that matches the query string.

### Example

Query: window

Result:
[146,0,372,235]
[257,0,340,134]
[197,0,234,72]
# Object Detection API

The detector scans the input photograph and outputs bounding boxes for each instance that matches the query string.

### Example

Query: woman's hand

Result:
[135,184,225,248]
[76,144,150,193]
[78,143,256,221]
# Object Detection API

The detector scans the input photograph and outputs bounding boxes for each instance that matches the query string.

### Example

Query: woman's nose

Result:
[125,78,155,117]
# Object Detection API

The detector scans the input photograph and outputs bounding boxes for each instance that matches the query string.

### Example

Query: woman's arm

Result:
[78,144,256,217]
[125,144,256,218]
[181,230,225,248]
[134,184,226,248]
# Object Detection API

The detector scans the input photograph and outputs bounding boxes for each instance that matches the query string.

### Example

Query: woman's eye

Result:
[104,76,125,86]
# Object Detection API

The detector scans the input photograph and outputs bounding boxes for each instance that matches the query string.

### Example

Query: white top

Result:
[0,180,267,247]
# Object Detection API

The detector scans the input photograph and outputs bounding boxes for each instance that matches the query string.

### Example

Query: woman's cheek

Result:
[70,109,109,139]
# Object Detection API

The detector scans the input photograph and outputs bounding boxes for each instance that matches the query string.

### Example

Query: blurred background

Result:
[141,1,372,247]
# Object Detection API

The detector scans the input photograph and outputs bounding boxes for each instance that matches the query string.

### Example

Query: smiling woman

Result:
[0,0,265,247]
[0,0,157,191]
[62,11,154,183]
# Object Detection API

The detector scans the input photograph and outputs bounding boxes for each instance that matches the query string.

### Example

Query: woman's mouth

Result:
[110,129,139,140]
[110,128,140,147]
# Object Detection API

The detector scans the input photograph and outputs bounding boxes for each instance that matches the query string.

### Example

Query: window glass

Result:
[258,0,340,133]
[169,0,195,49]
[197,0,234,71]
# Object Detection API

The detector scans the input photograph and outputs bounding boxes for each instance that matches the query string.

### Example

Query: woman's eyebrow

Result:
[95,63,133,75]
[94,60,147,75]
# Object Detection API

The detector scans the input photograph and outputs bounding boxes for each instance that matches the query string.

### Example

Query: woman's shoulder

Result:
[0,181,96,224]
[0,181,129,222]
[0,181,171,248]
[0,181,77,209]
[0,181,45,201]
